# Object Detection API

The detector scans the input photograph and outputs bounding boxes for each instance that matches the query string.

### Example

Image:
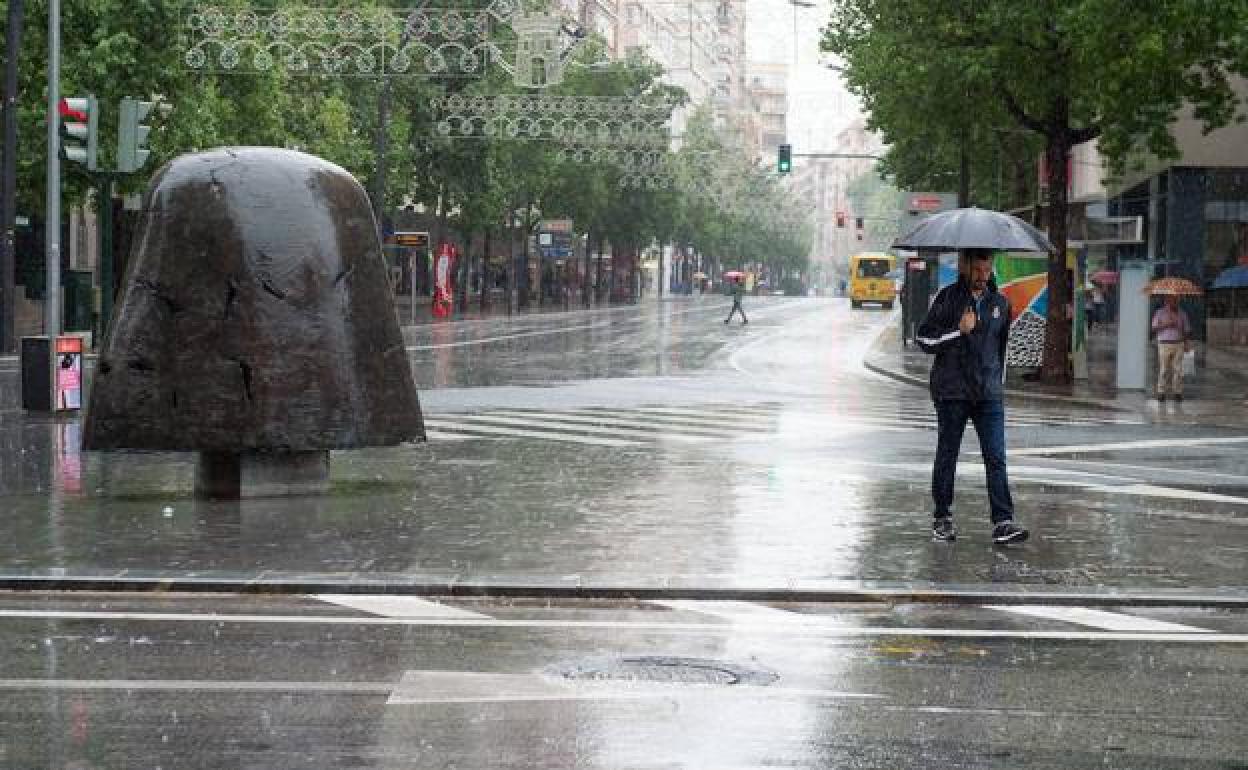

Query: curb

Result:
[863,314,1132,412]
[862,355,1127,412]
[3,573,1247,608]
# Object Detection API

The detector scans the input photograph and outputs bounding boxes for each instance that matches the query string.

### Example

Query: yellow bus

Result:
[849,253,897,309]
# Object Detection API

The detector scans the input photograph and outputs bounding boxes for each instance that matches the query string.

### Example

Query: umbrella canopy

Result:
[1143,277,1203,296]
[892,207,1054,253]
[1090,269,1118,284]
[692,271,707,279]
[1212,264,1248,289]
[723,270,745,279]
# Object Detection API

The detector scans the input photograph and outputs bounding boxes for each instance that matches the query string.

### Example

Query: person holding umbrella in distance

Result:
[895,207,1052,545]
[724,271,748,325]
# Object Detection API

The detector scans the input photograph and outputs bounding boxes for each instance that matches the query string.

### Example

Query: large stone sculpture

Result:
[83,147,425,497]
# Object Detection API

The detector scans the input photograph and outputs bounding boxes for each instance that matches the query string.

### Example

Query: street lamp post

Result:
[788,0,815,66]
[45,0,61,338]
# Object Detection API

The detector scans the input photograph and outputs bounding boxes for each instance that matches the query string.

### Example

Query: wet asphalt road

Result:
[2,296,1247,767]
[2,296,1245,589]
[3,592,1247,769]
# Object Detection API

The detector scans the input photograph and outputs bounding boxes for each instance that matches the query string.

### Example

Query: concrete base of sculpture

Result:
[194,450,330,499]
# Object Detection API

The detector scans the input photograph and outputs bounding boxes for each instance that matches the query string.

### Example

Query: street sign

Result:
[394,231,430,248]
[539,219,573,233]
[903,192,957,216]
[538,231,572,260]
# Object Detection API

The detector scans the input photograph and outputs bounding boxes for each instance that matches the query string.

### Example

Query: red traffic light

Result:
[836,213,846,227]
[58,98,89,123]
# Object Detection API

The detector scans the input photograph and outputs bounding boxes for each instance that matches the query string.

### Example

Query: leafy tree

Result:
[823,0,1248,384]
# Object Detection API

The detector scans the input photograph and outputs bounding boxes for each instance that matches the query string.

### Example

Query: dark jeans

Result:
[932,398,1014,524]
[726,300,747,323]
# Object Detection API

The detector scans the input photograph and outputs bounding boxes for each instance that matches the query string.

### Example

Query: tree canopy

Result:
[2,0,813,296]
[823,0,1248,382]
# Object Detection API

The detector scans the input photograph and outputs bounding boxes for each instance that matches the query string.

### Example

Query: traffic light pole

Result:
[1,0,23,353]
[791,153,883,160]
[45,0,60,338]
[97,173,115,341]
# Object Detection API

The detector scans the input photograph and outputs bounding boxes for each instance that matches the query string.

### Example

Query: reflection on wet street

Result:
[3,297,1246,589]
[2,297,1247,767]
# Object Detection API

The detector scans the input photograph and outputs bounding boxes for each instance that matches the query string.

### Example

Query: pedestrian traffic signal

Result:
[58,96,98,170]
[117,98,155,173]
[855,217,864,229]
[777,143,792,173]
[836,212,846,228]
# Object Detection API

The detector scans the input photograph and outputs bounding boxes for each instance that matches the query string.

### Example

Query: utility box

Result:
[900,257,934,347]
[22,335,85,412]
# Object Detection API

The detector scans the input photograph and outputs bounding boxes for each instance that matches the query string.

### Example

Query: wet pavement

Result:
[2,296,1247,595]
[4,295,1248,767]
[3,591,1246,768]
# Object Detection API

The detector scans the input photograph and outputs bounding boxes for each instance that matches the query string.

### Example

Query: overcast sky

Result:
[744,0,862,152]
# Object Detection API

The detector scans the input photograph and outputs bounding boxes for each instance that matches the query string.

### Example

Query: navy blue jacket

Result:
[916,277,1011,401]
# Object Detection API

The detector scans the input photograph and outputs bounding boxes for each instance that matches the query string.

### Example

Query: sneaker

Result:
[992,521,1029,545]
[932,517,957,542]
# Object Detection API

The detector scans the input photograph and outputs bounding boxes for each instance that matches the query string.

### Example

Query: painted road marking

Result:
[1,609,1244,643]
[853,460,1248,511]
[1011,436,1248,456]
[515,410,743,438]
[985,605,1213,633]
[404,301,758,352]
[449,414,712,443]
[422,430,476,441]
[385,671,885,706]
[406,321,609,351]
[654,599,818,623]
[0,679,395,693]
[315,595,489,620]
[420,420,641,447]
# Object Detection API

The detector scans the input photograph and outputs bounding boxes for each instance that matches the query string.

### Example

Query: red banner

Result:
[432,242,456,318]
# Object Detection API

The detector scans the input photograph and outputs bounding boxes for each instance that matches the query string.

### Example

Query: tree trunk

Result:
[595,235,605,303]
[455,229,471,314]
[583,230,592,308]
[519,201,531,309]
[1039,128,1073,385]
[957,129,971,208]
[480,227,490,312]
[505,204,515,315]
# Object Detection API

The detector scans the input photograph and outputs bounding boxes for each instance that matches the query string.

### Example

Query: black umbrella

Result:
[893,207,1055,253]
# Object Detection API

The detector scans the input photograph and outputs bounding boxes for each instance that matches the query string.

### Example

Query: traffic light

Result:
[855,217,864,229]
[836,212,846,228]
[59,96,98,170]
[777,143,792,173]
[117,98,155,173]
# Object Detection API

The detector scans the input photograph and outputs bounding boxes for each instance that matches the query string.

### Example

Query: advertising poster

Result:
[55,336,84,411]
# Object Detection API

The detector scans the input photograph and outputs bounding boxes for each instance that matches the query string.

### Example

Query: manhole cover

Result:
[552,656,778,686]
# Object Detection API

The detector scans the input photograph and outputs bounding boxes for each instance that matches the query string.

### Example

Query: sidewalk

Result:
[865,312,1248,417]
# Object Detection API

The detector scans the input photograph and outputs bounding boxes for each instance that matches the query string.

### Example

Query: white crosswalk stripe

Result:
[421,402,1144,448]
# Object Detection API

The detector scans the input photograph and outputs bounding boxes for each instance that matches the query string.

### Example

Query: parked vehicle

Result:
[849,253,896,309]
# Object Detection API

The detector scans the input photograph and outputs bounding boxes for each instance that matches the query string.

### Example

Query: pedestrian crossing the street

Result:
[422,401,1146,448]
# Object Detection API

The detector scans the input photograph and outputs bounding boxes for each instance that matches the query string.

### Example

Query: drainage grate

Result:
[552,656,779,686]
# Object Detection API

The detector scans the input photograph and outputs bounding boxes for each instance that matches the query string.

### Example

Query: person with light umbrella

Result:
[1147,277,1200,402]
[896,208,1050,545]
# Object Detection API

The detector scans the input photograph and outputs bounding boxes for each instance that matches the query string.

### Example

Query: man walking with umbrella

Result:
[1147,278,1201,402]
[724,273,748,325]
[896,207,1052,545]
[916,249,1028,544]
